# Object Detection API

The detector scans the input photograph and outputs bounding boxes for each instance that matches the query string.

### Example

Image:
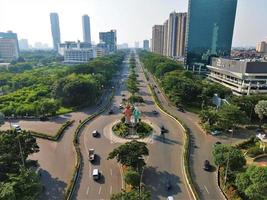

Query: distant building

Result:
[19,39,29,50]
[58,41,94,64]
[185,0,237,71]
[50,13,61,51]
[163,20,169,56]
[167,12,177,57]
[82,15,91,44]
[99,30,117,53]
[134,41,139,49]
[143,40,149,51]
[34,42,50,50]
[176,13,187,57]
[117,43,128,49]
[152,25,164,55]
[207,57,267,95]
[0,31,19,61]
[256,39,267,53]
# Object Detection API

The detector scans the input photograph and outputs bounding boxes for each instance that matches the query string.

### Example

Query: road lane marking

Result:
[110,169,113,176]
[204,185,210,194]
[86,186,90,195]
[98,186,102,195]
[110,186,113,195]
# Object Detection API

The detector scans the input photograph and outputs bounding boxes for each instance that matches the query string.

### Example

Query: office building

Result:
[163,20,169,56]
[143,40,149,51]
[0,31,19,61]
[19,39,29,50]
[58,41,94,64]
[185,0,237,71]
[207,57,267,95]
[82,15,91,44]
[152,25,164,55]
[176,13,187,57]
[99,30,117,53]
[50,13,61,51]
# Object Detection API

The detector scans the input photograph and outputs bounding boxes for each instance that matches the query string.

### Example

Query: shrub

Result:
[112,122,129,137]
[247,146,263,158]
[136,122,152,138]
[236,137,258,149]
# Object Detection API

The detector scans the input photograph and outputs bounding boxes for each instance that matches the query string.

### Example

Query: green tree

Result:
[124,170,140,188]
[212,144,246,171]
[108,140,149,170]
[255,100,267,124]
[111,189,151,200]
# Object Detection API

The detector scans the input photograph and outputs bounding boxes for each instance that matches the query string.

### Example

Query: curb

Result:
[65,90,115,200]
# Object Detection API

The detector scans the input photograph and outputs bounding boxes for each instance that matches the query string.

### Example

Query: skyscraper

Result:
[167,12,178,57]
[185,0,237,69]
[50,13,61,51]
[152,25,164,55]
[99,30,117,53]
[143,40,149,51]
[82,15,91,43]
[163,20,169,56]
[0,31,19,61]
[176,13,187,57]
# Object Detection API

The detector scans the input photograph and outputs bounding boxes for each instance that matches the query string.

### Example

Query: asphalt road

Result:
[73,52,193,200]
[141,55,254,200]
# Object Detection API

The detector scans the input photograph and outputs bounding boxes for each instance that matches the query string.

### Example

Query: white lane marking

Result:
[98,186,102,195]
[86,186,90,195]
[204,185,210,194]
[110,169,113,176]
[110,186,113,195]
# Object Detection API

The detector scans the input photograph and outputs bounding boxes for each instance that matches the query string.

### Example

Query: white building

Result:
[0,31,19,61]
[207,57,267,95]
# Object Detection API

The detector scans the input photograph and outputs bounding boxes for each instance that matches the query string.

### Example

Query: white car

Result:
[92,169,100,180]
[167,196,174,200]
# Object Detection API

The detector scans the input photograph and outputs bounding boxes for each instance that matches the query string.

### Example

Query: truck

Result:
[88,149,95,162]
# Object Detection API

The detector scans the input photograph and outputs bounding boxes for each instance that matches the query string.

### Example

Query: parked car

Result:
[211,130,222,136]
[92,169,100,180]
[88,149,95,162]
[92,130,99,137]
[203,160,211,171]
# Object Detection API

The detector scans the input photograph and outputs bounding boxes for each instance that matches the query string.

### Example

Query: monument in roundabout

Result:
[112,104,152,139]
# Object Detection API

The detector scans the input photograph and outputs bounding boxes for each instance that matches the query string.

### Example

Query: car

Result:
[88,149,95,162]
[122,94,125,97]
[12,124,22,132]
[161,126,168,134]
[167,197,174,200]
[203,160,211,171]
[211,130,222,136]
[108,109,114,114]
[122,98,126,101]
[256,128,264,133]
[92,130,99,137]
[178,107,185,113]
[119,104,123,109]
[92,169,100,180]
[213,141,222,147]
[152,110,159,115]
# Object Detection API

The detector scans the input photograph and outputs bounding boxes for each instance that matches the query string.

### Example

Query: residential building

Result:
[176,13,187,57]
[167,12,178,57]
[207,57,267,95]
[143,40,149,51]
[19,39,29,50]
[0,31,19,61]
[152,25,164,55]
[185,0,238,71]
[163,20,169,56]
[50,13,61,51]
[99,30,117,53]
[82,15,91,44]
[256,39,267,53]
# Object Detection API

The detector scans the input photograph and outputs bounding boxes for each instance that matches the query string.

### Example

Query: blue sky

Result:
[0,0,266,47]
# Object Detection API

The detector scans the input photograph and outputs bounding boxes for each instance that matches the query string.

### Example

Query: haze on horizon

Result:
[0,0,266,48]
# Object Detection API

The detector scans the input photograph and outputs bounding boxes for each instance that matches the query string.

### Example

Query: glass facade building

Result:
[185,0,237,70]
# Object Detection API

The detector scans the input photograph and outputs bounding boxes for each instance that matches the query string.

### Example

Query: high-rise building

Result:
[185,0,237,70]
[256,38,267,53]
[152,25,164,55]
[167,12,178,57]
[143,40,149,51]
[19,39,29,50]
[82,15,91,44]
[163,20,169,56]
[99,30,117,53]
[176,13,187,57]
[50,13,61,51]
[0,31,19,61]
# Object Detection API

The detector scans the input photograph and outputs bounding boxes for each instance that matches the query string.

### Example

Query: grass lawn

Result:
[56,107,74,115]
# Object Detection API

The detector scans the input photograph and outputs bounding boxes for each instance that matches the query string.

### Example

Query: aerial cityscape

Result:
[0,0,267,200]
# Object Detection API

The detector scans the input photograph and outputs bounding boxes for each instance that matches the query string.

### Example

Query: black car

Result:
[203,160,211,171]
[161,126,168,134]
[178,106,185,113]
[108,109,114,114]
[152,110,159,115]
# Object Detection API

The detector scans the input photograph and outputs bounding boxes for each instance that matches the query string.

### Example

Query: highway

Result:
[73,52,193,200]
[141,54,254,200]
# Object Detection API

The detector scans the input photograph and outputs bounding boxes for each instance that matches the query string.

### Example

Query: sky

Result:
[0,0,266,48]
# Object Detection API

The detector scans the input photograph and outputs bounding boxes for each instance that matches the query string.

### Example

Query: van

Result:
[92,169,100,180]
